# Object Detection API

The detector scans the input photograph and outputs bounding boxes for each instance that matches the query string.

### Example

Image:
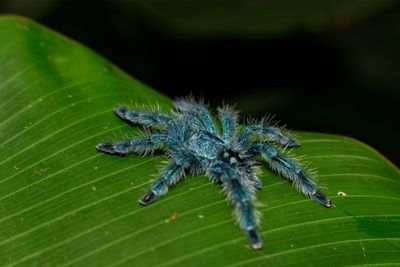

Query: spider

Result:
[96,98,332,250]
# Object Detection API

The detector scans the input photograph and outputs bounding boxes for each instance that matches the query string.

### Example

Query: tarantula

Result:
[96,98,332,249]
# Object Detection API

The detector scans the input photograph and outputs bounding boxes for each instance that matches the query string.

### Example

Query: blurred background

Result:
[1,0,399,166]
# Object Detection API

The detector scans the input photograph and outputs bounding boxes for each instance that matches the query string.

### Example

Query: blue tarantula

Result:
[96,98,332,249]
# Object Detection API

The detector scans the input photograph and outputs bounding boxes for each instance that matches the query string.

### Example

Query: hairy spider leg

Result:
[217,106,263,190]
[197,107,217,135]
[243,166,263,190]
[139,163,186,205]
[114,106,173,128]
[180,114,204,134]
[247,143,332,207]
[96,134,168,155]
[218,106,238,141]
[209,162,262,250]
[238,124,300,147]
[174,100,217,135]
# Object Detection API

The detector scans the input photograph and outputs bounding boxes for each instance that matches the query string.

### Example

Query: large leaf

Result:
[0,16,399,266]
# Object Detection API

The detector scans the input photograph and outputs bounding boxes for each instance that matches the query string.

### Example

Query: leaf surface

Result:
[0,16,399,267]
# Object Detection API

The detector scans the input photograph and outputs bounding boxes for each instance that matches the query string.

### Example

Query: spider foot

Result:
[246,228,263,250]
[287,139,301,147]
[96,143,116,154]
[252,179,262,190]
[210,177,223,185]
[312,191,332,208]
[114,106,128,119]
[139,191,158,206]
[96,142,129,155]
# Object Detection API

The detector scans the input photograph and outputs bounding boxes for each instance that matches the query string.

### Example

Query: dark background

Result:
[1,0,399,166]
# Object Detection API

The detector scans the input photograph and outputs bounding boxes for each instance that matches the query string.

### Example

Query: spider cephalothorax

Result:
[96,98,332,250]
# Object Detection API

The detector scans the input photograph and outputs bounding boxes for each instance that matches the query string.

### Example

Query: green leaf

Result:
[0,16,399,267]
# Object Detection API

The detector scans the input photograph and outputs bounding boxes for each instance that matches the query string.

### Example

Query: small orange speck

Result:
[171,212,178,221]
